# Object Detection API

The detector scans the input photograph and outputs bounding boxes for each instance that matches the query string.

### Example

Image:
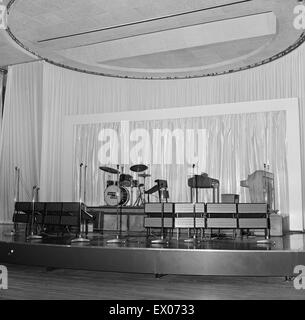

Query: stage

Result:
[0,225,304,278]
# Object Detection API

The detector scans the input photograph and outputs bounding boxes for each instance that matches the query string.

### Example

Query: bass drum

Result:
[104,185,130,206]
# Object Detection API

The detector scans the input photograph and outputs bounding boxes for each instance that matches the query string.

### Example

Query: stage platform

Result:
[0,225,304,277]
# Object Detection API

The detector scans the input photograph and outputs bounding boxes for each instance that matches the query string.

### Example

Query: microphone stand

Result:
[36,187,40,202]
[256,163,274,245]
[263,163,267,204]
[5,167,20,236]
[107,165,125,244]
[83,165,87,204]
[184,201,200,243]
[27,185,43,240]
[71,163,90,243]
[184,164,198,243]
[151,202,168,244]
[266,163,271,209]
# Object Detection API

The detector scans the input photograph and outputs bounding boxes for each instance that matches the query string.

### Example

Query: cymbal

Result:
[130,164,148,173]
[138,173,151,178]
[99,166,120,174]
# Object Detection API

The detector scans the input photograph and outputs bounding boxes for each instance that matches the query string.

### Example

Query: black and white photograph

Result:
[0,0,305,305]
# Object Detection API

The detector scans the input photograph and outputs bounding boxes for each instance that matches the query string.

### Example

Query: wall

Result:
[1,40,305,230]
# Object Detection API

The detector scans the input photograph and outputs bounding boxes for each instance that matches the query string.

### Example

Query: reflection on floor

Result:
[1,224,305,300]
[1,224,305,251]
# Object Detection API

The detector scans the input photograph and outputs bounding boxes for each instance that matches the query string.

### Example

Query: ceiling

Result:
[0,0,303,79]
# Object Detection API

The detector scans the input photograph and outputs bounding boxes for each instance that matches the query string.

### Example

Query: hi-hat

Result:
[130,164,148,173]
[138,173,151,178]
[99,166,120,174]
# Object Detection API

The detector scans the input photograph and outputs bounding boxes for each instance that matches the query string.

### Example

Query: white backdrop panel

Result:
[71,112,288,214]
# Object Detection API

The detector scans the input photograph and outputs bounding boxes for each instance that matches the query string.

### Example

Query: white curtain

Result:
[0,72,3,138]
[0,62,43,223]
[72,112,288,214]
[1,39,305,228]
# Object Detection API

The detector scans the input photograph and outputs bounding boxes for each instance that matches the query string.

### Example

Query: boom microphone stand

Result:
[71,163,90,243]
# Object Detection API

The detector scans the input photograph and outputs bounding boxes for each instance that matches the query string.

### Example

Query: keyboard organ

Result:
[240,170,275,210]
[188,173,220,203]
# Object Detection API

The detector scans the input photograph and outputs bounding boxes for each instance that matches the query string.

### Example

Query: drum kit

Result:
[100,164,151,244]
[100,164,151,207]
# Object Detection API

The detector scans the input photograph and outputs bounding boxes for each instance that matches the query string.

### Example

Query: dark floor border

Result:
[1,240,304,277]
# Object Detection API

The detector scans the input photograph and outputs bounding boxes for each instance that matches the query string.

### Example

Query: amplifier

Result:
[44,215,61,225]
[144,217,174,228]
[207,218,237,228]
[13,202,92,228]
[206,203,237,213]
[238,218,268,228]
[144,203,174,214]
[13,212,29,224]
[174,218,205,228]
[238,203,268,213]
[221,194,239,203]
[60,216,79,226]
[174,203,205,214]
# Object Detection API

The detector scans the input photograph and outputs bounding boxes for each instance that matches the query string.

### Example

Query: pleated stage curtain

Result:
[73,112,288,214]
[0,62,43,223]
[2,39,305,228]
[0,72,3,136]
